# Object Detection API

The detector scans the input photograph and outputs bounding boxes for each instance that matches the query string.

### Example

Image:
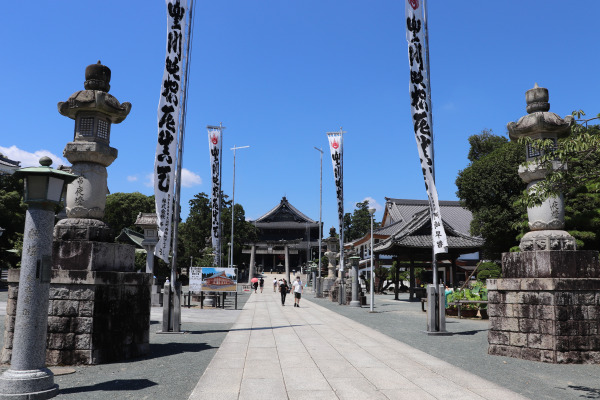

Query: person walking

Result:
[259,277,265,293]
[292,276,303,308]
[253,281,258,293]
[273,278,277,292]
[279,278,289,306]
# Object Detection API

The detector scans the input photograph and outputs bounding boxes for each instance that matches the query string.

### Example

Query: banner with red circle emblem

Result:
[405,0,448,254]
[208,126,223,267]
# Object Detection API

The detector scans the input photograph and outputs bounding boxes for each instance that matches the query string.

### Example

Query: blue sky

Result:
[1,1,599,234]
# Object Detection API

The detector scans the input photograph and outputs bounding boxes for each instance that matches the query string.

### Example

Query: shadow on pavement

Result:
[186,324,304,334]
[451,329,488,336]
[59,378,157,394]
[131,342,218,361]
[567,384,600,398]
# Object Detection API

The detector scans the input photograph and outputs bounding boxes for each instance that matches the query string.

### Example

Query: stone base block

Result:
[502,250,599,279]
[488,250,600,364]
[2,269,151,366]
[52,240,135,272]
[53,218,112,242]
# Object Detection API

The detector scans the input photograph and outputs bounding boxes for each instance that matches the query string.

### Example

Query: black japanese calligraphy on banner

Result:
[208,128,223,268]
[405,0,448,254]
[327,132,345,271]
[154,0,186,263]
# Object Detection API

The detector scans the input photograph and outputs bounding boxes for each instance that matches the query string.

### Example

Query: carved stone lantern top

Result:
[323,236,339,253]
[507,84,573,161]
[135,212,158,246]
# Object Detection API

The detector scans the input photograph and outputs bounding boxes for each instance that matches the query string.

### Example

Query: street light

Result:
[230,145,250,269]
[368,208,376,312]
[0,157,77,399]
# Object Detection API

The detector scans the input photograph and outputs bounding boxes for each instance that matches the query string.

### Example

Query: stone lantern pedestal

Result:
[487,84,600,363]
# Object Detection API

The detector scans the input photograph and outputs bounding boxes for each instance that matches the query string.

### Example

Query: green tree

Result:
[476,261,502,281]
[520,113,600,206]
[0,174,26,269]
[467,129,508,162]
[104,192,155,239]
[343,200,380,242]
[455,131,527,258]
[178,192,257,274]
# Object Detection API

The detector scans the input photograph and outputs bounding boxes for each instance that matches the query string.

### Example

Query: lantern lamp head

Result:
[14,157,78,208]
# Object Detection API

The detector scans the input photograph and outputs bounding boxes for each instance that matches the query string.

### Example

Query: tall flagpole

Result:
[230,145,250,269]
[171,0,195,288]
[405,0,448,333]
[422,0,438,327]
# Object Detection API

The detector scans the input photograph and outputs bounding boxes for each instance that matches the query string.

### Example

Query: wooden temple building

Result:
[349,198,483,298]
[243,197,321,280]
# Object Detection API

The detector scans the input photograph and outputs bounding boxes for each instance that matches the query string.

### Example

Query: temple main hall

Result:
[243,197,321,274]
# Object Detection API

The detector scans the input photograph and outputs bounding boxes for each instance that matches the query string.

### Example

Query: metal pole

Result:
[314,146,323,279]
[338,128,345,305]
[230,145,249,269]
[369,208,376,312]
[423,0,439,332]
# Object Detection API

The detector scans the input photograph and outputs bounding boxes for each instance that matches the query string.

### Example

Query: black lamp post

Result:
[0,157,76,399]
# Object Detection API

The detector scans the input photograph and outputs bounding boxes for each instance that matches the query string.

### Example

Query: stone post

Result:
[0,206,58,398]
[248,244,256,284]
[349,256,361,307]
[284,244,290,284]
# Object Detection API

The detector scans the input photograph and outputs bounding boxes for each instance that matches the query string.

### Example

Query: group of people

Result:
[272,276,303,307]
[252,277,264,293]
[252,275,304,307]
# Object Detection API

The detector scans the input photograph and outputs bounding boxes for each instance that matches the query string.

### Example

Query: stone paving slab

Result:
[188,291,527,399]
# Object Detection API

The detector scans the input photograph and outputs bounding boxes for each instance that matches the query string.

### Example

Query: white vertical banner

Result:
[208,127,223,267]
[154,0,186,263]
[405,0,448,254]
[327,131,345,270]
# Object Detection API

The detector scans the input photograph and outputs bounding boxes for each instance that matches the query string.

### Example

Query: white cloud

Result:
[362,196,383,212]
[144,173,154,188]
[144,169,201,188]
[127,175,138,182]
[0,145,67,168]
[181,168,202,187]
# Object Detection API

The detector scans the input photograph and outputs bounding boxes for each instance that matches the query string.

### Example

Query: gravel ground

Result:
[309,291,600,400]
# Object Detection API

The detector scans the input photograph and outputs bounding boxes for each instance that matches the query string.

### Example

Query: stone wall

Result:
[488,250,600,364]
[2,269,151,365]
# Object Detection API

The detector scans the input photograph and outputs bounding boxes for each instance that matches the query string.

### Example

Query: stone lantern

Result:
[0,157,76,399]
[134,213,159,275]
[135,213,162,307]
[54,61,131,241]
[487,84,600,364]
[322,235,339,295]
[507,83,575,251]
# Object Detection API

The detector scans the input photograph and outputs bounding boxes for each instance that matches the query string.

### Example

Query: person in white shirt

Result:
[292,276,303,308]
[273,278,277,292]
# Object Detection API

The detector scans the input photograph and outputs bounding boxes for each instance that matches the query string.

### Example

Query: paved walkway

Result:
[188,291,526,400]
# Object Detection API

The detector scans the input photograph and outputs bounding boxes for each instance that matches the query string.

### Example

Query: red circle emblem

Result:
[409,0,419,10]
[211,134,218,145]
[332,140,339,150]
